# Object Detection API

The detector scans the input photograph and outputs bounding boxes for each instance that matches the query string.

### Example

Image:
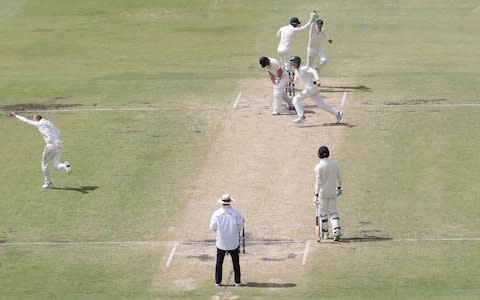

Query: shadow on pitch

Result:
[297,122,355,128]
[245,282,296,288]
[340,236,393,243]
[51,186,99,194]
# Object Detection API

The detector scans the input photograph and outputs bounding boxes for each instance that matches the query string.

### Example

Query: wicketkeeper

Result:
[289,56,343,124]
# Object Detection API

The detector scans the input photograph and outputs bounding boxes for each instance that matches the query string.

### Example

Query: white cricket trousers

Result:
[272,76,292,113]
[41,142,65,183]
[292,86,338,117]
[315,196,341,234]
[277,46,292,70]
[307,47,327,68]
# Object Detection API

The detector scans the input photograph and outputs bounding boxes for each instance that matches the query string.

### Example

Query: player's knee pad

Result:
[330,212,339,221]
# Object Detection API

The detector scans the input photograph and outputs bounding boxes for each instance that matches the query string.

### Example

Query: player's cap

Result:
[318,146,330,158]
[259,56,269,68]
[290,17,300,25]
[316,19,324,26]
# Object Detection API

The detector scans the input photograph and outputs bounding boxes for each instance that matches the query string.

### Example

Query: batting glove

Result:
[336,187,342,197]
[313,195,320,206]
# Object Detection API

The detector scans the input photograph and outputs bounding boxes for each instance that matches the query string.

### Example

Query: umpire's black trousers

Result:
[215,246,241,285]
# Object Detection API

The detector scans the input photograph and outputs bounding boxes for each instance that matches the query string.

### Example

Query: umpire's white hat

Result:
[217,193,236,204]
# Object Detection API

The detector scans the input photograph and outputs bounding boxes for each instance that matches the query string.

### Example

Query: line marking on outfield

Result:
[232,92,242,109]
[302,240,311,265]
[349,103,480,108]
[8,102,480,115]
[166,241,178,268]
[341,92,348,107]
[395,237,480,242]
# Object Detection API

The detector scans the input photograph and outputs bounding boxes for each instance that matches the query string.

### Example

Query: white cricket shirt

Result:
[276,23,311,50]
[315,158,343,198]
[209,206,244,251]
[265,57,286,79]
[294,66,320,88]
[15,115,63,146]
[308,25,330,50]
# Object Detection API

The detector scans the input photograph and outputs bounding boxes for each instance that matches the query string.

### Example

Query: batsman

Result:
[313,146,343,242]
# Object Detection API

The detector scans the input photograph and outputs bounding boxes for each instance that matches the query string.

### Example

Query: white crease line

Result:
[395,237,480,242]
[232,92,242,109]
[166,241,178,268]
[341,92,348,107]
[302,240,311,265]
[3,237,480,247]
[175,251,304,256]
[350,103,480,108]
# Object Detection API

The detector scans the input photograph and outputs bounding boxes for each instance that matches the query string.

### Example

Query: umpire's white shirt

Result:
[15,115,63,146]
[315,158,342,198]
[210,206,244,251]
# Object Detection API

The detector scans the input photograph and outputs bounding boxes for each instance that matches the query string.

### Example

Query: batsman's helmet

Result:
[290,17,300,25]
[316,19,324,26]
[289,56,301,66]
[318,146,330,158]
[259,56,270,68]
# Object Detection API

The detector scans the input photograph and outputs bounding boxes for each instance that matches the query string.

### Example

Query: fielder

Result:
[276,12,318,70]
[313,146,343,242]
[259,56,295,115]
[10,112,72,189]
[288,56,343,124]
[209,193,244,288]
[306,19,333,69]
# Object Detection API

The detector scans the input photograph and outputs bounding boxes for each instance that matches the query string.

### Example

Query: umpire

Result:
[209,193,244,287]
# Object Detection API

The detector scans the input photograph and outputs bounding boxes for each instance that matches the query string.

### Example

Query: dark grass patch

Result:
[186,254,215,261]
[0,102,82,112]
[384,98,448,105]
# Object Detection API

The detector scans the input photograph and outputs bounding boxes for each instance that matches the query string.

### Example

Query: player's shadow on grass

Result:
[320,85,372,93]
[341,236,393,243]
[245,282,296,288]
[52,186,98,194]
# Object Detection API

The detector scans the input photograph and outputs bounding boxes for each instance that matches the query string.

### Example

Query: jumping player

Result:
[10,112,71,189]
[307,19,334,69]
[276,12,318,70]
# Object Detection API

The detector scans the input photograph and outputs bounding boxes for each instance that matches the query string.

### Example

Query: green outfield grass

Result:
[1,0,479,299]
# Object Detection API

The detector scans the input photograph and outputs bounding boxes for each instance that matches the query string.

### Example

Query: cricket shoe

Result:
[42,182,53,189]
[293,115,306,123]
[272,111,280,116]
[64,161,72,175]
[215,283,221,287]
[235,283,241,288]
[333,230,342,241]
[336,111,343,123]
